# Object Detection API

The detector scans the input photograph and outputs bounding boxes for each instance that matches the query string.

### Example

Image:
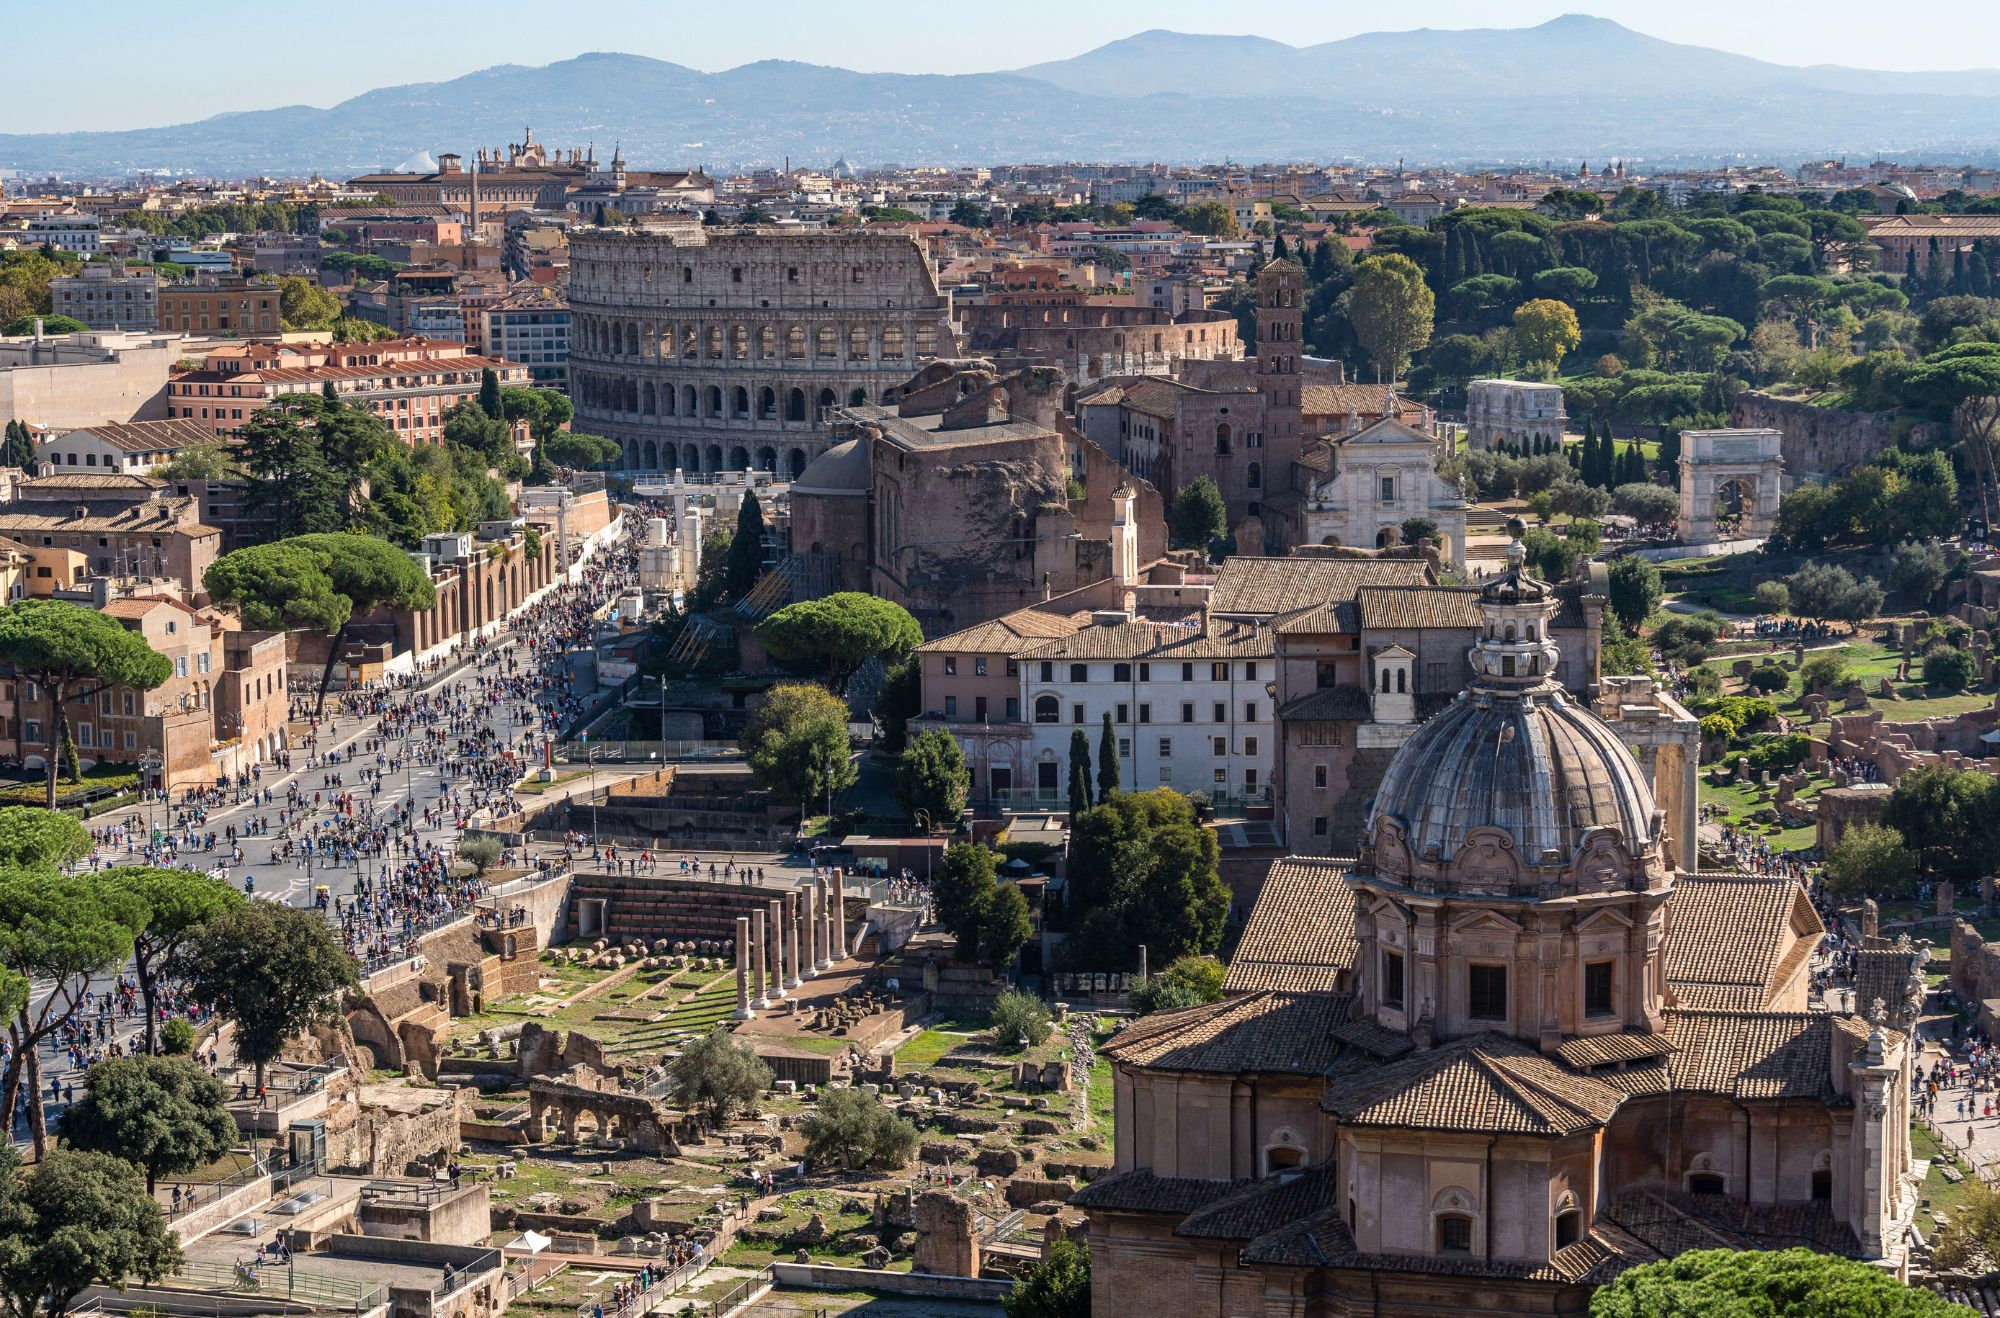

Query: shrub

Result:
[668,1028,773,1121]
[160,1019,197,1056]
[1131,956,1227,1015]
[1925,646,1979,692]
[1799,654,1852,694]
[991,990,1052,1051]
[1683,665,1722,697]
[1744,665,1789,694]
[1741,732,1810,773]
[1752,580,1790,614]
[1652,613,1722,665]
[457,836,503,874]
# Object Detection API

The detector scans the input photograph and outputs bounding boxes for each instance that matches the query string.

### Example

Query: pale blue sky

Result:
[8,0,2000,134]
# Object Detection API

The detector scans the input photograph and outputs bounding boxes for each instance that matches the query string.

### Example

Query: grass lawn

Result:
[1913,1122,1983,1218]
[515,768,591,796]
[1085,1056,1116,1139]
[896,1028,977,1068]
[1696,773,1825,852]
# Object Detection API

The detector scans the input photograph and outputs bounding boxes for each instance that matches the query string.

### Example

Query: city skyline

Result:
[10,0,2000,136]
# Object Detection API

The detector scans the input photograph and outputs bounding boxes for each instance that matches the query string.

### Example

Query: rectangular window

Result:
[1314,765,1328,789]
[1138,704,1151,723]
[1182,662,1193,681]
[1115,703,1129,723]
[1213,702,1226,723]
[1379,475,1396,503]
[1211,662,1229,681]
[1212,736,1227,756]
[1118,737,1130,758]
[197,652,211,674]
[1245,702,1259,722]
[944,695,957,717]
[974,657,987,677]
[1040,661,1053,682]
[1113,663,1132,682]
[1245,736,1258,756]
[1245,662,1258,680]
[23,721,39,744]
[1213,767,1227,784]
[1073,704,1086,724]
[1383,951,1405,1008]
[1006,659,1018,678]
[174,655,188,677]
[1158,737,1172,757]
[1313,815,1328,836]
[1138,663,1150,681]
[1181,702,1194,723]
[1585,961,1616,1017]
[77,724,93,747]
[1005,697,1019,720]
[1469,964,1509,1021]
[943,656,956,676]
[1070,664,1088,683]
[1438,1216,1472,1255]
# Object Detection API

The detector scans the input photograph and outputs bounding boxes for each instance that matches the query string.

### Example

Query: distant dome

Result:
[394,149,439,174]
[791,438,870,496]
[1369,687,1657,871]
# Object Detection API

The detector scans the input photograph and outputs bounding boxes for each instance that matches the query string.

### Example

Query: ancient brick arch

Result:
[522,1075,702,1154]
[1677,428,1783,543]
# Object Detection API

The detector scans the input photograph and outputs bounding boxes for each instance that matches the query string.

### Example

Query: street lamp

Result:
[913,809,933,887]
[139,748,162,845]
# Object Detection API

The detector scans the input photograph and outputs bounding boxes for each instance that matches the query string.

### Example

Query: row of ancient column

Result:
[734,869,849,1020]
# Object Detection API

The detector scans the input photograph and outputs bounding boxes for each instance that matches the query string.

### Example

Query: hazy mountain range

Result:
[9,16,2000,178]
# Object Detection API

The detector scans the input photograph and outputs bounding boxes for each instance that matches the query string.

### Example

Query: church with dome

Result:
[1073,524,1927,1316]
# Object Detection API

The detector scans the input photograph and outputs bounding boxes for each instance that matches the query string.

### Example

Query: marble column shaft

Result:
[752,908,771,1008]
[733,915,754,1019]
[766,898,787,1001]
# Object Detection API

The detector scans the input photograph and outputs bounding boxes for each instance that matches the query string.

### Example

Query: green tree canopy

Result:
[980,882,1033,976]
[100,865,241,1054]
[1822,822,1917,901]
[541,431,622,469]
[0,871,147,1156]
[0,314,88,337]
[667,1028,773,1121]
[277,276,339,331]
[799,1086,918,1171]
[1605,554,1664,633]
[205,533,435,717]
[1096,712,1120,803]
[740,683,856,813]
[895,729,969,829]
[934,842,998,962]
[1339,252,1435,381]
[754,593,921,694]
[0,807,90,871]
[151,441,242,481]
[1003,1237,1090,1318]
[1588,1247,1971,1318]
[1060,789,1227,968]
[1513,298,1582,367]
[1131,955,1227,1014]
[0,1148,181,1318]
[0,600,172,807]
[58,1056,236,1193]
[1169,477,1228,556]
[175,903,359,1088]
[1883,765,2000,881]
[725,490,767,601]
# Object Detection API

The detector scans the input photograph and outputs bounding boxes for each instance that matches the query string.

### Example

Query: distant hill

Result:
[7,20,2000,177]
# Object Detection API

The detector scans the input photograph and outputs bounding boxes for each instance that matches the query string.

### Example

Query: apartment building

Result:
[50,261,159,332]
[157,273,279,337]
[480,286,570,388]
[165,338,530,442]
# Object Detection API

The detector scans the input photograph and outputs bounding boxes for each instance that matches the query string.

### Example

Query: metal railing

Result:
[435,1249,502,1298]
[166,1259,385,1315]
[164,1154,271,1220]
[549,741,739,764]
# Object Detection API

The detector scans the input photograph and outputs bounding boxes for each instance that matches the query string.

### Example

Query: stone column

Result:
[733,916,755,1021]
[766,899,787,1002]
[815,875,833,971]
[786,893,803,990]
[800,882,820,981]
[832,869,848,960]
[752,908,771,1009]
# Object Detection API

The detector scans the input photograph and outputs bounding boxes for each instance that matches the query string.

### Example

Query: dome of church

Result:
[790,438,870,496]
[1365,518,1659,878]
[1368,684,1658,870]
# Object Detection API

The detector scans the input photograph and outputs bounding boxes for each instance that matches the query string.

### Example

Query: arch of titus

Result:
[1677,427,1783,543]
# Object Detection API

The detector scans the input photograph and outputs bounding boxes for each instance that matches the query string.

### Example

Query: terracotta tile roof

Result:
[1553,1031,1677,1068]
[1272,598,1359,635]
[1209,557,1429,618]
[1225,857,1357,995]
[1850,943,1927,1025]
[1221,962,1344,995]
[1321,1034,1625,1136]
[1240,1202,1653,1284]
[1067,1169,1250,1216]
[1101,991,1352,1076]
[1176,1165,1339,1240]
[1329,1017,1415,1060]
[1666,874,1822,1008]
[1275,686,1371,723]
[916,607,1090,657]
[1016,617,1271,662]
[1299,384,1428,427]
[1354,584,1483,631]
[1604,1189,1860,1259]
[1658,1009,1838,1102]
[1667,983,1768,1012]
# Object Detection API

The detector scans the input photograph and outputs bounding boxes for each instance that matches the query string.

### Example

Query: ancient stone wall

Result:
[1953,919,2000,1009]
[567,227,955,476]
[1729,392,1945,483]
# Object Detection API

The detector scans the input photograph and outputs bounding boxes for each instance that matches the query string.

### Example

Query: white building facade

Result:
[1465,378,1567,452]
[1301,417,1471,570]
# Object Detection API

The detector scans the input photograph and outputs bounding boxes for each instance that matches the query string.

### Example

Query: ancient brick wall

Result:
[1729,392,1945,483]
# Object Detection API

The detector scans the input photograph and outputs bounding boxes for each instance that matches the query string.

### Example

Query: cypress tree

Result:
[321,380,339,405]
[1272,233,1290,263]
[724,489,766,599]
[478,367,502,418]
[1068,730,1092,818]
[1097,712,1120,804]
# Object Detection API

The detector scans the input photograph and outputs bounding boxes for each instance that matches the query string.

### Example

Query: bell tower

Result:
[1254,259,1304,549]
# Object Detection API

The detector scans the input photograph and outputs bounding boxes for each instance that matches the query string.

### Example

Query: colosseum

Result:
[567,225,957,477]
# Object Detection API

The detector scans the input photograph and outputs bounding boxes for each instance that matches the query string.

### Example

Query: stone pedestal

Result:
[733,916,755,1020]
[814,876,832,971]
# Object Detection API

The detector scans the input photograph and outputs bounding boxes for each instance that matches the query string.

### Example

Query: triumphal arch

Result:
[1677,427,1782,543]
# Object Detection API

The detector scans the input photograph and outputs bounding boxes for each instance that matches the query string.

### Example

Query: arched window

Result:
[786,325,806,358]
[848,327,870,360]
[707,326,723,358]
[1380,669,1392,693]
[733,386,750,417]
[849,386,867,406]
[1554,1208,1582,1250]
[1247,461,1261,489]
[1396,669,1406,694]
[788,388,806,422]
[882,325,905,358]
[1034,696,1060,724]
[706,386,723,418]
[732,325,748,360]
[1812,1151,1832,1201]
[1215,423,1232,456]
[816,327,838,358]
[759,387,777,420]
[758,325,776,358]
[818,387,836,412]
[681,326,698,358]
